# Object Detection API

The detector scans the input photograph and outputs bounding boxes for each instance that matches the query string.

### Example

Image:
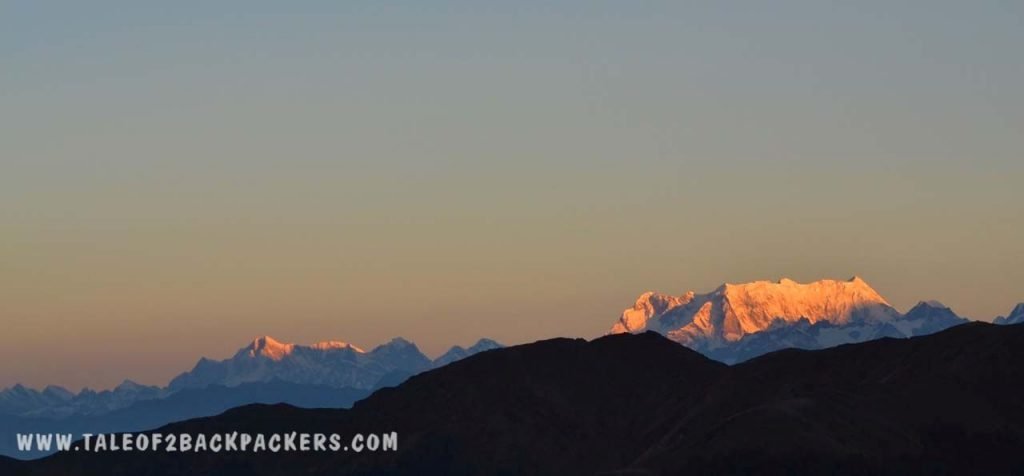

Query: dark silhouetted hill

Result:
[17,323,1024,475]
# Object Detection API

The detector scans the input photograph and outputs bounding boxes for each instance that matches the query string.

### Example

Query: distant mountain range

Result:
[430,338,503,367]
[0,381,369,460]
[11,322,1024,475]
[1,337,502,419]
[609,277,999,363]
[2,276,1019,464]
[10,277,1015,423]
[168,336,431,391]
[0,337,502,459]
[0,380,165,420]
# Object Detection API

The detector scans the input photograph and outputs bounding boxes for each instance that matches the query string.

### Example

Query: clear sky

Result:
[2,1,1022,390]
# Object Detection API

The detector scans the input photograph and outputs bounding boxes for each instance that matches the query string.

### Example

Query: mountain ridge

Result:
[168,335,499,391]
[994,302,1024,325]
[0,336,504,459]
[610,277,974,362]
[16,322,1024,475]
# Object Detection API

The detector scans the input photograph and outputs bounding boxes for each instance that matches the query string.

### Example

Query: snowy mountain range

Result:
[0,336,502,459]
[168,336,430,391]
[610,277,981,363]
[4,277,1020,438]
[0,337,502,421]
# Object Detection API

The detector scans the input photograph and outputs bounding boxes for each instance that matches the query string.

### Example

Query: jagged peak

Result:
[913,300,949,310]
[3,383,32,394]
[994,303,1024,325]
[444,344,467,354]
[612,290,694,334]
[717,277,888,301]
[632,290,689,308]
[244,336,295,360]
[441,338,503,356]
[373,337,418,352]
[635,290,659,302]
[250,335,284,349]
[310,341,365,353]
[433,338,504,366]
[715,277,870,291]
[472,338,502,348]
[238,336,369,360]
[114,379,145,391]
[42,384,72,394]
[388,337,414,346]
[612,276,898,340]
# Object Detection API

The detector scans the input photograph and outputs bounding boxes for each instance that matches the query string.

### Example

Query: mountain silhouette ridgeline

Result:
[10,322,1024,475]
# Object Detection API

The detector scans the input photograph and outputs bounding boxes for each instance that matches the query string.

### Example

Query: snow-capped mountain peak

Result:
[608,277,971,363]
[715,277,894,332]
[612,291,695,334]
[611,277,898,347]
[243,336,295,360]
[170,336,432,391]
[237,336,367,360]
[310,341,365,353]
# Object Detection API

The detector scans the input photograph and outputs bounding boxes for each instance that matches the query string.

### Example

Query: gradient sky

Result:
[2,1,1022,390]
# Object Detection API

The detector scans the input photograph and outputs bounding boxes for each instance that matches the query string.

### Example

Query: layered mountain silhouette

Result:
[168,336,505,391]
[10,322,1024,475]
[0,337,502,459]
[0,382,369,459]
[431,338,503,367]
[0,381,164,420]
[3,278,1019,471]
[610,277,969,362]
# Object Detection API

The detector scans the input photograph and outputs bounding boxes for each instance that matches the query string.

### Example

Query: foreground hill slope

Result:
[18,323,1024,475]
[636,322,1024,474]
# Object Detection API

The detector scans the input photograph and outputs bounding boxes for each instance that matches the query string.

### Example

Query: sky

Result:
[2,1,1022,390]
